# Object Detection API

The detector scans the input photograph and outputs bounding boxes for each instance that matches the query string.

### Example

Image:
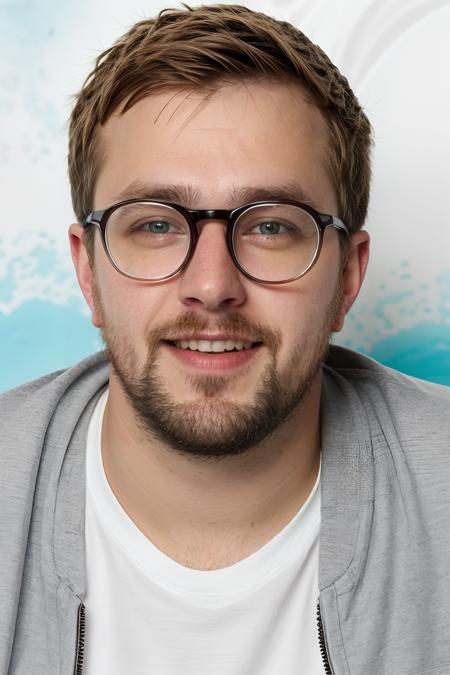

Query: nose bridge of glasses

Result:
[188,209,236,267]
[190,209,232,231]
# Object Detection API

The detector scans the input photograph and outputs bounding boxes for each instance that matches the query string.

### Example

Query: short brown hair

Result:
[68,3,372,251]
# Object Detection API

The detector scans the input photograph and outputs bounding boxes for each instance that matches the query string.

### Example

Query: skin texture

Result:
[70,80,369,570]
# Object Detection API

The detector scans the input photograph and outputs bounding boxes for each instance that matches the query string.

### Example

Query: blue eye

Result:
[255,222,285,235]
[142,221,172,234]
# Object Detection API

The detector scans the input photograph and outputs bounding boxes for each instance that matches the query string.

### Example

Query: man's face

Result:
[79,80,353,458]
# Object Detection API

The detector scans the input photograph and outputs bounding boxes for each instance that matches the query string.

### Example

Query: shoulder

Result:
[324,345,450,447]
[0,351,109,456]
[0,351,109,408]
[325,345,449,403]
[0,351,109,542]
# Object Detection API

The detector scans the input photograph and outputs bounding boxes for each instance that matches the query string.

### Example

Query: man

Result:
[1,4,449,674]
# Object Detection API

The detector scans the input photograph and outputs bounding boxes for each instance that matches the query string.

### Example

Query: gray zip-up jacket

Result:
[1,346,450,675]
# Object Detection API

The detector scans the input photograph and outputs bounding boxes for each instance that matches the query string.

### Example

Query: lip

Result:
[162,341,262,373]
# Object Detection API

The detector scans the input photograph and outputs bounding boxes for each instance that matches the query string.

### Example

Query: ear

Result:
[68,223,102,328]
[332,230,370,332]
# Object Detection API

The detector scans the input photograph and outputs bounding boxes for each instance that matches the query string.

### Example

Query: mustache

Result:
[146,311,281,353]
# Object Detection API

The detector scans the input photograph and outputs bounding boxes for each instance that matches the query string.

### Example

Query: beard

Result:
[95,283,342,461]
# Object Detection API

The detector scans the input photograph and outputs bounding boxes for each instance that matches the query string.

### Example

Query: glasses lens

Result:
[105,202,191,279]
[232,204,320,282]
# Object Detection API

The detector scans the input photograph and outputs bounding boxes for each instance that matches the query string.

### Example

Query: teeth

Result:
[173,339,254,352]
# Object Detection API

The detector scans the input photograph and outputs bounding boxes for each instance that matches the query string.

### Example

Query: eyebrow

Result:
[112,179,320,210]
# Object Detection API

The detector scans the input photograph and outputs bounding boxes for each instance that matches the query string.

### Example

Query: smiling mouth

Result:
[165,339,261,353]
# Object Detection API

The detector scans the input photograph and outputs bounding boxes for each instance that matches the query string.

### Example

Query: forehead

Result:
[95,79,335,211]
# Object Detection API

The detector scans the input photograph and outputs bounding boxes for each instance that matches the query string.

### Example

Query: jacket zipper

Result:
[74,602,85,675]
[317,602,332,674]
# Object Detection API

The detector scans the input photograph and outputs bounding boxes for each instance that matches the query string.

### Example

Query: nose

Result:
[177,220,247,312]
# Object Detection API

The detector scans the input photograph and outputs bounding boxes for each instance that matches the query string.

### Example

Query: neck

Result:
[101,374,321,570]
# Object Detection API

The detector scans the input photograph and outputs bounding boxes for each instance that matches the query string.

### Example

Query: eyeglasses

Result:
[83,198,349,284]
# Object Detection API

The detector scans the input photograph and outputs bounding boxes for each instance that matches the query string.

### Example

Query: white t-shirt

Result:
[84,390,323,674]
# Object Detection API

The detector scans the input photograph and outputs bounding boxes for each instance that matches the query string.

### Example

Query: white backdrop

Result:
[1,0,449,389]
